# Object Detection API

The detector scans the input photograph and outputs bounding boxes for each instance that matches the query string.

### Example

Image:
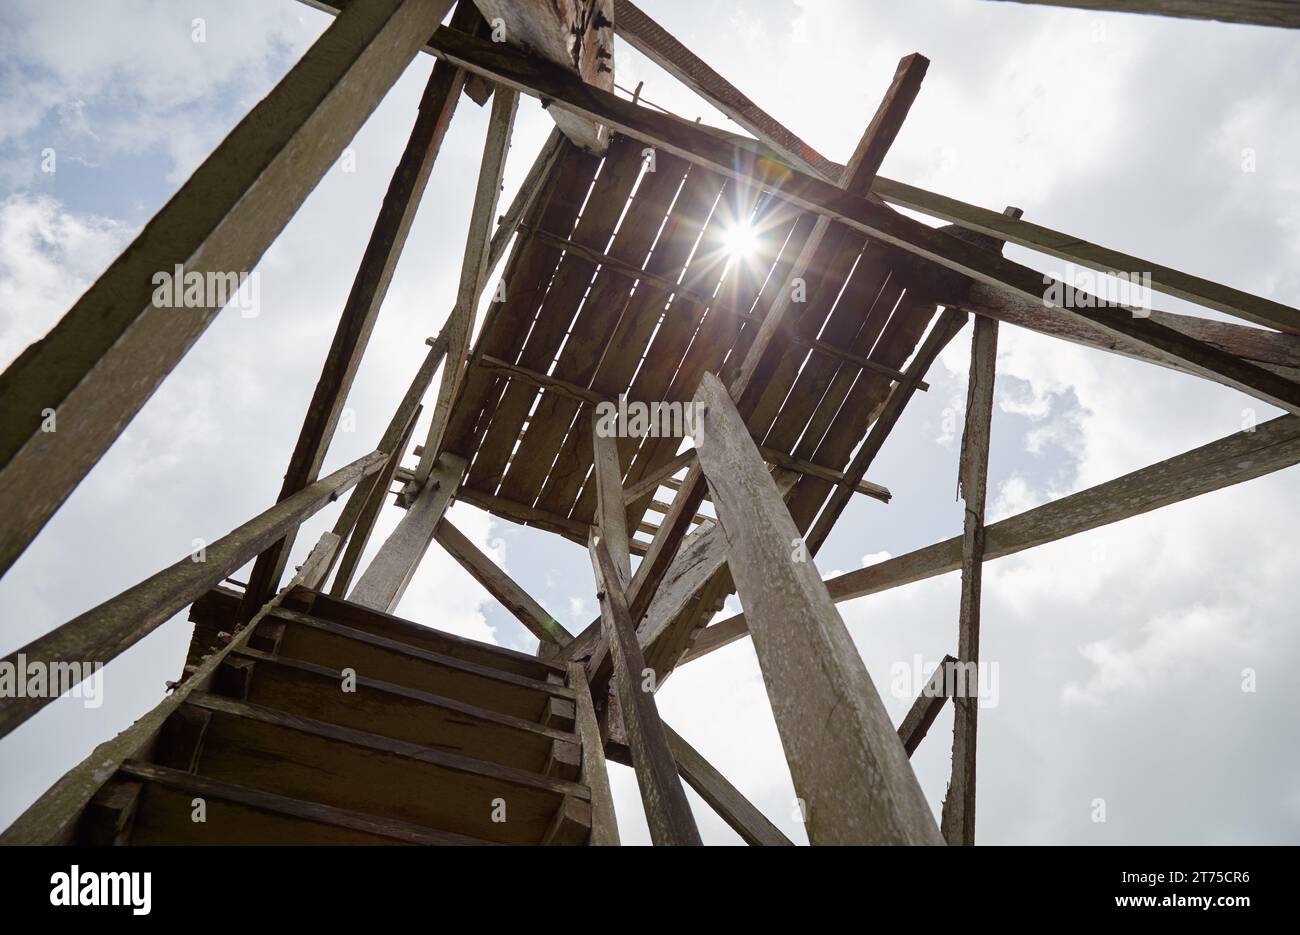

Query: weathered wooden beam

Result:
[663,723,794,846]
[611,0,839,180]
[960,284,1300,382]
[349,453,466,612]
[239,1,471,615]
[989,0,1300,29]
[0,0,453,579]
[692,372,941,845]
[435,517,573,646]
[473,0,614,152]
[897,655,957,757]
[688,413,1300,662]
[421,25,1300,415]
[589,533,702,845]
[941,316,997,846]
[0,457,380,742]
[568,663,620,845]
[592,414,632,587]
[0,532,339,842]
[872,176,1300,334]
[414,86,519,485]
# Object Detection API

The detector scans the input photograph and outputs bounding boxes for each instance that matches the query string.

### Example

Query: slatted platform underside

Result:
[441,135,940,551]
[77,588,593,846]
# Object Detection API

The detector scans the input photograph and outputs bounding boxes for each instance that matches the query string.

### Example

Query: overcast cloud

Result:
[1,0,1297,844]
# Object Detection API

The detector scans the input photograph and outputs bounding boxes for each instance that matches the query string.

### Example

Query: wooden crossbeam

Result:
[434,518,573,647]
[691,372,941,844]
[988,0,1300,29]
[897,655,957,757]
[0,0,453,579]
[349,454,466,613]
[941,316,998,846]
[687,413,1300,662]
[422,25,1300,418]
[239,1,471,615]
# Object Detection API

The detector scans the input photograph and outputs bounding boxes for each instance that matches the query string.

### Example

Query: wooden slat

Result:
[434,517,573,646]
[589,533,702,845]
[690,413,1300,662]
[349,454,466,612]
[0,0,453,578]
[691,372,940,844]
[502,147,689,511]
[990,0,1300,30]
[240,1,471,613]
[940,316,997,846]
[471,136,644,495]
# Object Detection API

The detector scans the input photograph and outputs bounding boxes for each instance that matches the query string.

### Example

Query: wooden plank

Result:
[120,760,495,846]
[989,0,1300,29]
[0,0,454,578]
[689,413,1300,662]
[349,454,466,612]
[941,316,997,846]
[592,415,632,586]
[664,723,794,846]
[434,517,574,646]
[898,655,956,757]
[414,86,519,484]
[0,533,339,843]
[691,372,940,844]
[422,24,1300,416]
[0,455,381,741]
[239,2,472,613]
[589,533,702,845]
[568,663,620,845]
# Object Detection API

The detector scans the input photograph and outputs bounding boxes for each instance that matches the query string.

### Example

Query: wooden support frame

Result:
[568,663,620,845]
[435,517,574,647]
[589,532,702,845]
[0,457,381,741]
[941,316,998,845]
[688,413,1300,662]
[350,454,467,613]
[0,0,454,579]
[692,372,942,845]
[239,3,472,614]
[988,0,1300,30]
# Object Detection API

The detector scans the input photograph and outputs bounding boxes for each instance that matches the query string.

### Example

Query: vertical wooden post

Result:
[591,414,632,586]
[692,371,942,845]
[941,315,998,845]
[589,534,701,846]
[568,663,621,845]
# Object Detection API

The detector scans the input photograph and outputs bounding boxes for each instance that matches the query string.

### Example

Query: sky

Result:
[1,0,1298,844]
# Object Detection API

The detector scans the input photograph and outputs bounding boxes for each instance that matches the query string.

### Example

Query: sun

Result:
[722,220,758,260]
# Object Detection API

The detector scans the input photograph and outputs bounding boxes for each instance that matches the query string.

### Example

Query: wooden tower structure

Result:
[2,0,1298,846]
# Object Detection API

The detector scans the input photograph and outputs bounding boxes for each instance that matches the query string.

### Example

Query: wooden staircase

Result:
[78,587,594,846]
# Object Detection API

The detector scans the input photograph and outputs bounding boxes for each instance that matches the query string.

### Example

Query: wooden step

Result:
[182,692,591,845]
[229,646,580,780]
